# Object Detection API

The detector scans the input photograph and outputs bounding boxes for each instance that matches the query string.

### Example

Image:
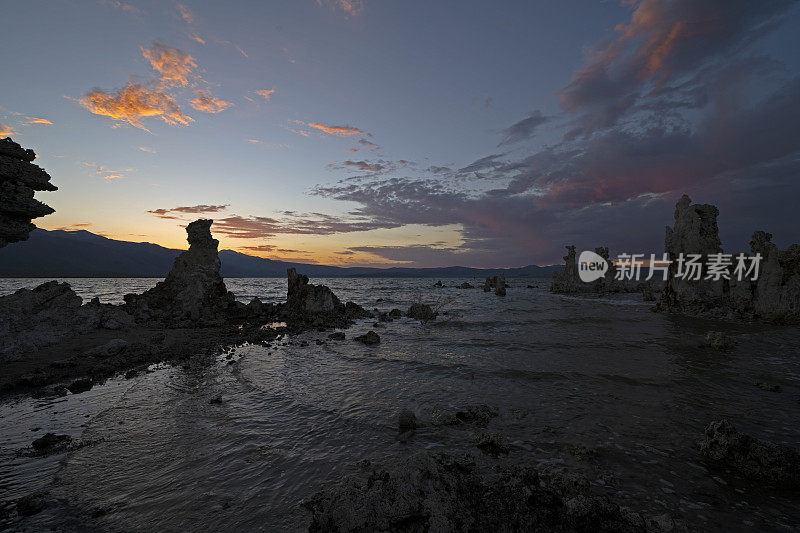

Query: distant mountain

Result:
[0,229,561,278]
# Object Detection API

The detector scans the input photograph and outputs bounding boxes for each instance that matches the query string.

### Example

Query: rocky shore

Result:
[0,218,371,397]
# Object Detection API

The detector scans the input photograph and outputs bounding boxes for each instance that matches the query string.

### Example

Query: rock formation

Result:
[550,245,661,295]
[281,268,370,327]
[700,419,800,488]
[407,302,436,321]
[0,137,57,247]
[302,452,647,532]
[482,274,508,294]
[550,246,581,293]
[0,281,134,360]
[124,219,235,326]
[656,195,800,323]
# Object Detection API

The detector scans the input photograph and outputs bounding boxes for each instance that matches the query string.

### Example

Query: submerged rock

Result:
[457,282,475,289]
[327,331,345,340]
[475,431,509,455]
[354,330,380,345]
[703,331,735,351]
[302,452,645,532]
[84,338,128,358]
[67,377,93,394]
[700,419,800,488]
[398,409,417,432]
[124,219,235,326]
[16,491,48,517]
[0,137,57,248]
[31,432,72,454]
[456,404,498,427]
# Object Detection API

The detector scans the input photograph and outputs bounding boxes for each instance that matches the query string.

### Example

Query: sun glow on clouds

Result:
[0,123,15,137]
[79,81,193,131]
[307,122,366,136]
[189,91,233,113]
[254,89,275,101]
[141,43,198,87]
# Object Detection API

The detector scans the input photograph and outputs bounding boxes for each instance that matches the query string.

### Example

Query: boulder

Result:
[354,330,380,345]
[475,432,509,455]
[398,409,417,432]
[700,419,800,488]
[457,282,475,289]
[286,267,341,314]
[407,303,437,321]
[0,137,57,248]
[124,219,235,326]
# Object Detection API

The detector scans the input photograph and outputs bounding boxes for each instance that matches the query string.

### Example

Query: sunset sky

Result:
[2,0,799,268]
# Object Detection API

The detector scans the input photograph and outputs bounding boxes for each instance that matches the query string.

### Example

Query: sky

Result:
[2,0,799,268]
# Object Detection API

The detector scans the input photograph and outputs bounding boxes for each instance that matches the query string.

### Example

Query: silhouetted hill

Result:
[0,229,560,278]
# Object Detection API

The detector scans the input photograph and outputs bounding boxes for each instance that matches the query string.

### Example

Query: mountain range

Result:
[0,229,561,278]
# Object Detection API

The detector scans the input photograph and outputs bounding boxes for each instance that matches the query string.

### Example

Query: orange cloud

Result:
[79,81,193,130]
[0,123,15,137]
[254,89,275,101]
[308,122,366,136]
[317,0,363,15]
[190,34,206,45]
[189,91,233,113]
[81,161,130,180]
[138,146,156,153]
[23,116,53,125]
[177,3,195,24]
[141,43,197,86]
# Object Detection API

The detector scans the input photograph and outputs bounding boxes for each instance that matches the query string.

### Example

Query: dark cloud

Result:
[147,205,229,219]
[497,110,550,146]
[342,160,385,172]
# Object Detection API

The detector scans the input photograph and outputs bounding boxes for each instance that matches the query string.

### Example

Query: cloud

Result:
[141,43,198,86]
[254,89,275,101]
[497,110,549,146]
[138,146,156,153]
[102,0,141,15]
[189,90,233,113]
[317,0,363,15]
[358,138,379,149]
[190,34,206,45]
[308,122,366,136]
[342,160,385,172]
[0,123,15,137]
[79,81,193,130]
[81,161,131,180]
[177,3,196,24]
[147,204,229,219]
[210,211,400,240]
[22,116,53,126]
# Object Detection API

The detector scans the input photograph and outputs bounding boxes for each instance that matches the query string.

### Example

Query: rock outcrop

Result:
[407,302,436,321]
[0,137,57,247]
[124,219,235,326]
[302,452,646,532]
[550,245,657,295]
[550,246,582,293]
[0,281,134,360]
[482,274,508,294]
[700,420,800,488]
[281,268,370,327]
[656,195,800,323]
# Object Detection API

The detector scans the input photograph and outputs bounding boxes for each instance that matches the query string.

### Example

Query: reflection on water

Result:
[1,277,799,531]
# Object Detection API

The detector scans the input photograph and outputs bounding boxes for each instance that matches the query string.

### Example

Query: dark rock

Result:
[700,419,800,488]
[457,282,475,289]
[476,431,509,455]
[388,308,403,318]
[354,331,380,345]
[16,491,48,517]
[433,280,443,288]
[703,331,735,350]
[286,267,341,314]
[328,332,345,340]
[209,394,223,404]
[407,303,437,321]
[0,138,57,248]
[755,382,781,392]
[398,409,417,432]
[482,275,509,293]
[455,404,498,427]
[67,377,93,394]
[32,432,72,453]
[302,452,645,532]
[84,338,128,358]
[430,405,460,426]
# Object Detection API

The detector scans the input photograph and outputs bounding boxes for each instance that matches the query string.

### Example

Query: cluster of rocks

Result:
[550,246,659,296]
[655,195,800,323]
[482,274,507,295]
[0,138,56,248]
[0,281,134,361]
[700,419,800,488]
[302,451,649,532]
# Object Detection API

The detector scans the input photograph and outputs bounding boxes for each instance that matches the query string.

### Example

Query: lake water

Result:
[1,277,799,531]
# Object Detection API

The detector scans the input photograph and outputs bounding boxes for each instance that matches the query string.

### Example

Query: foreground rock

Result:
[407,302,436,321]
[656,195,800,323]
[124,219,235,326]
[281,268,370,328]
[0,137,57,248]
[302,452,646,532]
[0,281,134,361]
[700,419,800,488]
[354,330,380,345]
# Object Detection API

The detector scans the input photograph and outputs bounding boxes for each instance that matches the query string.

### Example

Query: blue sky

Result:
[2,0,799,267]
